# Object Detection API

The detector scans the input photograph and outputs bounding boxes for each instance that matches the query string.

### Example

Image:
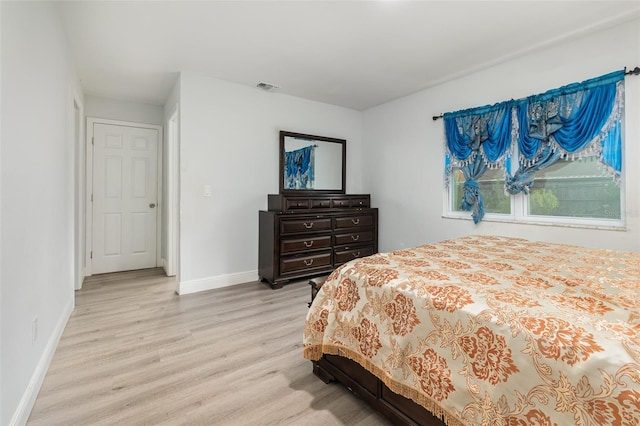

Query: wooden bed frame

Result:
[312,354,446,426]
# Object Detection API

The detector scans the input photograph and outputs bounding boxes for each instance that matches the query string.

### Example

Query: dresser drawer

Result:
[281,235,332,253]
[310,198,332,209]
[334,214,374,229]
[331,198,351,208]
[280,218,332,234]
[280,252,332,274]
[284,198,310,210]
[334,230,373,246]
[334,246,374,265]
[350,197,369,208]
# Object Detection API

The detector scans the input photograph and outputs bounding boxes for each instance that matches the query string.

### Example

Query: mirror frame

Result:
[279,130,346,195]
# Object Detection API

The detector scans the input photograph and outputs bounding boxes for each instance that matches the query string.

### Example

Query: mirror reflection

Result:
[280,131,345,193]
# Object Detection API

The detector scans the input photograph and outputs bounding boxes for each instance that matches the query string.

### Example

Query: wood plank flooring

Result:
[28,269,391,425]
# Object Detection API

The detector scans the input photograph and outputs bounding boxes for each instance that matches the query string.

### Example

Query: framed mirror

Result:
[279,131,346,194]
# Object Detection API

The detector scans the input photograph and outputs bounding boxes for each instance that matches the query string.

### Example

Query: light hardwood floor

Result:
[28,269,391,425]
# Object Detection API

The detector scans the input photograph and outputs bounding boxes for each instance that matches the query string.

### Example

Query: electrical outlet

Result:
[32,317,38,343]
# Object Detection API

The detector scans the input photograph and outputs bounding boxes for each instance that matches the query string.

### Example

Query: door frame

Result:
[85,117,164,277]
[165,106,179,278]
[72,93,85,290]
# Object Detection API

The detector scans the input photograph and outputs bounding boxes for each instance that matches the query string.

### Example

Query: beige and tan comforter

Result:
[303,235,640,426]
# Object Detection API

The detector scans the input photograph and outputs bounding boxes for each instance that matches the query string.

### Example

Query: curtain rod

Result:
[431,66,640,121]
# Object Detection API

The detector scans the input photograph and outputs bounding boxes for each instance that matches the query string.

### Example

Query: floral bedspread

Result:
[303,235,640,426]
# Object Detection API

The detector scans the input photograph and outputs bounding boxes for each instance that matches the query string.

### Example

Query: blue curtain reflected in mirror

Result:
[284,145,315,189]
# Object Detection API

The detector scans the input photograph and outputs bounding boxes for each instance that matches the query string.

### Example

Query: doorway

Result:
[86,118,162,275]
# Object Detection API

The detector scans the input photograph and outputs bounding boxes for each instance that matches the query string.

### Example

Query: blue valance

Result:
[507,70,624,188]
[507,70,624,194]
[444,101,513,166]
[284,146,315,189]
[442,69,625,222]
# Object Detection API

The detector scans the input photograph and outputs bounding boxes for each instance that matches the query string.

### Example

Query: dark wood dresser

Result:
[259,194,378,288]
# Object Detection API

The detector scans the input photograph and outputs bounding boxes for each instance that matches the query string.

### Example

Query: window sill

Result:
[442,213,627,231]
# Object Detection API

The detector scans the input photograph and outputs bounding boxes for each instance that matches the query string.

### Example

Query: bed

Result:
[303,235,640,426]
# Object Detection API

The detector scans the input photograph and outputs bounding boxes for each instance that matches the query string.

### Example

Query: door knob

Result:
[149,203,156,208]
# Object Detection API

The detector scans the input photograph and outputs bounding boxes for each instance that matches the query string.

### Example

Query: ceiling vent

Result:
[256,82,281,91]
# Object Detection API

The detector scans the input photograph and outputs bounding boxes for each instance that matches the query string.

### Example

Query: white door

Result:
[92,123,158,274]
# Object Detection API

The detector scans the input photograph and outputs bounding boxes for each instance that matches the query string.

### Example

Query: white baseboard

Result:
[10,298,74,426]
[178,270,258,295]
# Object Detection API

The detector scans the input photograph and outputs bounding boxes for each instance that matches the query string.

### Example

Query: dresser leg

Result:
[271,280,287,289]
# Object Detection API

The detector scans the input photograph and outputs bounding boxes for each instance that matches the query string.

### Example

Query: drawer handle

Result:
[303,222,314,229]
[351,235,360,241]
[304,259,314,266]
[351,218,360,225]
[352,252,361,258]
[304,241,314,247]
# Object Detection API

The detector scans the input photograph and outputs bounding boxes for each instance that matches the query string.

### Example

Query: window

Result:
[527,156,621,220]
[443,70,625,227]
[446,155,623,227]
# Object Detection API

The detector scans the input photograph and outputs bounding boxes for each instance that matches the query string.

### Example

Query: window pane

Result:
[452,167,511,214]
[528,157,621,219]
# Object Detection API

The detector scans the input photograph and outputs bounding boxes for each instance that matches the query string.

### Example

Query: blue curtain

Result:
[444,101,513,164]
[444,102,513,223]
[506,70,624,194]
[460,155,488,224]
[284,146,315,189]
[443,70,625,223]
[505,142,562,194]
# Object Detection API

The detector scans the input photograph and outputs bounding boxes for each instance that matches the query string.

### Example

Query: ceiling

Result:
[56,1,640,111]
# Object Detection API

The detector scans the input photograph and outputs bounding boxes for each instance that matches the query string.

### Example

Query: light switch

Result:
[203,185,212,197]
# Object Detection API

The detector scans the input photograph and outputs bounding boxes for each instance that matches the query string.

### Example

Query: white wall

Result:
[84,94,164,126]
[363,18,640,253]
[178,73,362,293]
[1,2,81,424]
